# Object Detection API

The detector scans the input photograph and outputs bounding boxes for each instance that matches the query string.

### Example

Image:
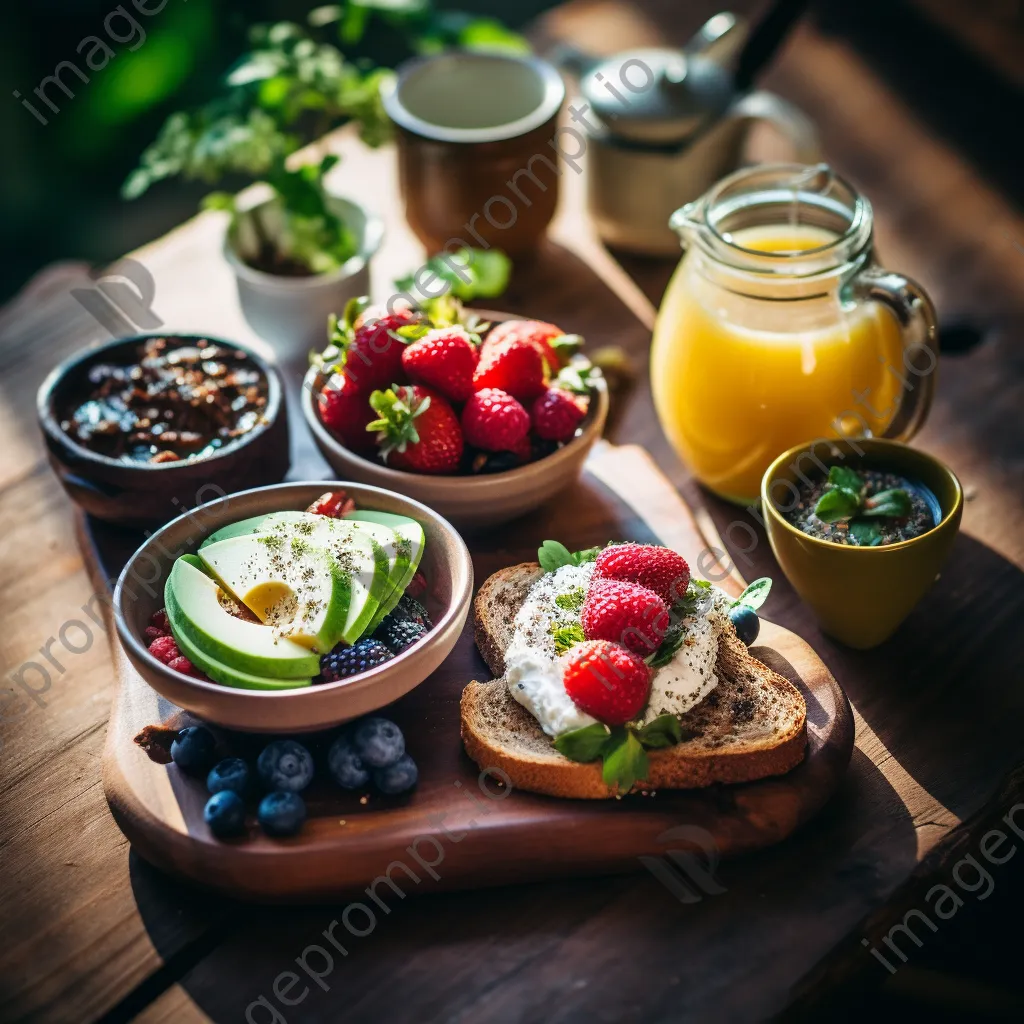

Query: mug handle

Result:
[729,90,821,164]
[850,264,940,441]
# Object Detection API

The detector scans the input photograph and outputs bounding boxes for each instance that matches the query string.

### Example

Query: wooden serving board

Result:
[85,442,853,902]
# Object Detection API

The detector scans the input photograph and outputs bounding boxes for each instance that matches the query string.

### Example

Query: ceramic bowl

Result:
[37,334,290,528]
[113,481,473,732]
[761,438,963,649]
[301,321,609,530]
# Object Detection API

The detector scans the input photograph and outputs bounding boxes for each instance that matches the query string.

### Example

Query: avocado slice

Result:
[164,558,320,678]
[199,514,273,550]
[346,511,426,627]
[197,533,353,651]
[166,591,313,690]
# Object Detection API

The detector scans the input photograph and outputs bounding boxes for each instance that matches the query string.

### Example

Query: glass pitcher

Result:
[650,164,938,505]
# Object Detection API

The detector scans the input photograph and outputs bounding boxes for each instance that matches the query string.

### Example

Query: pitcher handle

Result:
[850,264,940,442]
[730,90,820,163]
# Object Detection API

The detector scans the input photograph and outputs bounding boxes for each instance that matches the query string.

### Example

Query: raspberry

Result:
[168,655,196,676]
[531,388,588,442]
[594,544,691,604]
[401,326,478,402]
[404,573,428,600]
[150,609,170,632]
[144,625,168,643]
[562,640,651,726]
[472,336,547,401]
[320,638,394,682]
[581,578,670,656]
[148,634,181,665]
[306,491,356,518]
[461,388,530,452]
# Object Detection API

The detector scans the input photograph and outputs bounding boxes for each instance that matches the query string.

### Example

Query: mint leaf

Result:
[636,714,682,749]
[828,465,863,494]
[538,540,574,573]
[572,546,601,565]
[734,577,772,611]
[551,622,585,655]
[862,488,912,518]
[648,619,686,668]
[601,727,649,794]
[553,723,610,763]
[814,487,860,522]
[849,518,883,546]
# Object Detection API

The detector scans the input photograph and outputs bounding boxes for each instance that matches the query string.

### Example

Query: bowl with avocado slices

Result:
[113,483,473,732]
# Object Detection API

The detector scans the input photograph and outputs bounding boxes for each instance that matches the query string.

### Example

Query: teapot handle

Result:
[849,265,940,442]
[729,90,820,163]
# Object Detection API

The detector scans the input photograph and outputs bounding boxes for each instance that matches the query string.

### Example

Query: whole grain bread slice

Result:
[462,562,807,799]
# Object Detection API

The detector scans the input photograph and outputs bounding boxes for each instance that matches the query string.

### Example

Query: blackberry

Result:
[375,616,428,654]
[320,638,394,682]
[393,594,432,629]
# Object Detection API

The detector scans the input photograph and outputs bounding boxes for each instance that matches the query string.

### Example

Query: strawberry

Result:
[401,325,478,402]
[581,578,670,656]
[594,544,691,605]
[483,320,580,374]
[368,385,463,474]
[461,388,530,452]
[306,491,356,518]
[531,387,589,442]
[318,372,377,453]
[328,297,420,395]
[473,335,547,401]
[562,640,651,725]
[148,634,181,665]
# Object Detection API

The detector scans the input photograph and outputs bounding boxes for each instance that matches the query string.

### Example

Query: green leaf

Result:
[862,488,912,519]
[551,623,586,656]
[201,191,236,213]
[814,487,861,523]
[601,728,649,794]
[553,723,610,763]
[538,540,574,574]
[554,587,586,613]
[571,546,601,565]
[647,620,685,668]
[828,465,864,494]
[555,362,601,395]
[734,577,772,611]
[636,714,682,749]
[849,519,883,546]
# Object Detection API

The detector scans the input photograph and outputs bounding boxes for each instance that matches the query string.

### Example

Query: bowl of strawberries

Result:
[302,296,608,530]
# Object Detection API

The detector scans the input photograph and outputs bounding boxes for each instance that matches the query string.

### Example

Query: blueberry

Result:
[257,740,314,793]
[729,604,760,646]
[373,754,419,795]
[204,790,246,839]
[352,717,405,768]
[327,734,370,790]
[207,757,250,796]
[258,791,307,837]
[170,725,217,776]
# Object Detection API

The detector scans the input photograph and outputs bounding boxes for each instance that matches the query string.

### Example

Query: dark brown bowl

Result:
[37,334,290,528]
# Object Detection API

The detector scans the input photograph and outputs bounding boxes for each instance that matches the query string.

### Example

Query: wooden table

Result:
[1,2,1022,1021]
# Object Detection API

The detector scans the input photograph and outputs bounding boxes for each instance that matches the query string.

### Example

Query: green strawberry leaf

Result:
[733,577,772,611]
[551,622,586,655]
[862,488,912,518]
[814,486,861,522]
[636,714,682,749]
[342,295,370,332]
[601,727,649,794]
[849,518,883,546]
[553,722,611,763]
[538,540,574,573]
[555,362,601,395]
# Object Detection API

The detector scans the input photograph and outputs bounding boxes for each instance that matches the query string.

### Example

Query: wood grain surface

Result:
[0,1,1022,1021]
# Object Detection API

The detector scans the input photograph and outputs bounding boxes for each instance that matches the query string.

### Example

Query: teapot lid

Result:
[579,13,744,145]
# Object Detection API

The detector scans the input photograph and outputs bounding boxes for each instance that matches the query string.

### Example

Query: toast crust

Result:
[463,562,807,799]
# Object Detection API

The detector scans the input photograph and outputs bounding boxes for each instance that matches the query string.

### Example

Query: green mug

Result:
[761,438,963,649]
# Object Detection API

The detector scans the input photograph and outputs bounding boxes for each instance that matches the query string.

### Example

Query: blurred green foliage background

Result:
[0,0,552,302]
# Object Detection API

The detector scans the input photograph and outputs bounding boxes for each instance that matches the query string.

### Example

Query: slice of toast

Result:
[462,563,807,799]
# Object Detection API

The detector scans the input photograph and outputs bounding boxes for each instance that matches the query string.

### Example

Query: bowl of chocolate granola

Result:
[38,334,289,526]
[761,438,963,649]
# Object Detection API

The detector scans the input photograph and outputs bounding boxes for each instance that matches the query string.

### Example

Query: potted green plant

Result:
[123,20,393,358]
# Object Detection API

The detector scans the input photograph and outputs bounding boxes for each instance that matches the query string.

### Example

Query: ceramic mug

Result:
[382,52,566,255]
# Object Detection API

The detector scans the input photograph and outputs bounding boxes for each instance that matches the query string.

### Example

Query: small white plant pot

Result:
[225,193,384,365]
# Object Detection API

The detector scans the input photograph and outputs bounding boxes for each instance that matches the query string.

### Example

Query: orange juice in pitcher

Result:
[651,165,938,505]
